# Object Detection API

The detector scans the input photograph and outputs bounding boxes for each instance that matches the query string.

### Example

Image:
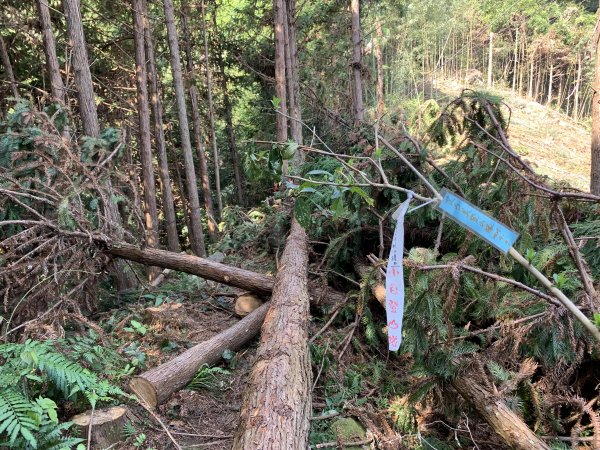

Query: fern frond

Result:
[0,389,38,447]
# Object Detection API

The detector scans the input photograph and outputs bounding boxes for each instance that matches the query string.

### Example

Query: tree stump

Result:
[71,406,128,449]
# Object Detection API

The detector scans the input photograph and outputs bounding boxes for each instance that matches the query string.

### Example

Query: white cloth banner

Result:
[385,195,412,351]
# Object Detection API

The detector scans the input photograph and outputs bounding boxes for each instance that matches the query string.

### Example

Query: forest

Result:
[1,0,600,448]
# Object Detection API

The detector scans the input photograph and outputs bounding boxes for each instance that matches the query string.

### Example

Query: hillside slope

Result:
[438,80,592,191]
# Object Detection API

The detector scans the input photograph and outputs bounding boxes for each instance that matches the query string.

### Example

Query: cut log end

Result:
[372,284,386,306]
[130,377,158,409]
[234,294,264,317]
[71,406,128,449]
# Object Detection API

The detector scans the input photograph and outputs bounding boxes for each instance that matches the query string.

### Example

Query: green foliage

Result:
[124,319,147,336]
[188,365,231,392]
[0,339,125,448]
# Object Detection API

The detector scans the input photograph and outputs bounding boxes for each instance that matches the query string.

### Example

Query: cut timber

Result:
[233,218,312,449]
[234,293,264,317]
[354,259,386,307]
[106,241,343,306]
[71,406,128,449]
[130,301,270,408]
[452,376,550,450]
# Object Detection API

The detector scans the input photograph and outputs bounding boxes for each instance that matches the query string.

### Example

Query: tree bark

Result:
[132,0,160,256]
[274,0,288,146]
[350,0,364,126]
[212,9,244,205]
[233,218,312,449]
[591,13,600,195]
[131,302,270,408]
[528,54,535,99]
[62,0,99,137]
[37,0,66,103]
[180,5,218,240]
[452,376,551,450]
[487,31,493,88]
[375,19,385,118]
[105,240,344,306]
[547,60,554,106]
[575,53,582,120]
[163,0,207,256]
[0,34,19,100]
[142,0,180,253]
[200,0,223,217]
[63,0,137,291]
[284,0,303,169]
[511,27,518,93]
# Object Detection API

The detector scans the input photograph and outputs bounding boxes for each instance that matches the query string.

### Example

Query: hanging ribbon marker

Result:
[385,194,413,351]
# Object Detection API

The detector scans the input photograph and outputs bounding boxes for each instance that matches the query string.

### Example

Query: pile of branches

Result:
[0,101,142,335]
[291,90,600,447]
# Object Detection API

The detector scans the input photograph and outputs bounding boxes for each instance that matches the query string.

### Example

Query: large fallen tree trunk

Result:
[233,218,312,449]
[106,241,342,306]
[452,375,551,450]
[130,301,270,408]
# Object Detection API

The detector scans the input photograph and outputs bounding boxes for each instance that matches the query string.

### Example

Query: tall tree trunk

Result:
[180,6,218,240]
[37,0,66,103]
[350,0,364,125]
[487,31,493,88]
[575,53,582,120]
[142,0,180,253]
[285,0,303,167]
[0,35,19,99]
[591,12,600,195]
[173,157,196,253]
[528,53,534,99]
[63,0,137,290]
[62,0,99,137]
[233,218,312,449]
[200,0,223,217]
[547,59,554,106]
[212,7,244,205]
[273,0,288,145]
[375,19,385,119]
[163,0,207,257]
[512,28,518,92]
[132,0,160,266]
[518,37,525,93]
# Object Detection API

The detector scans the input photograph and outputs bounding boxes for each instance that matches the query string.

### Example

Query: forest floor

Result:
[436,79,591,190]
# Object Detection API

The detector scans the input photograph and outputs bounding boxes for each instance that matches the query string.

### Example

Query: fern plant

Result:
[0,339,126,449]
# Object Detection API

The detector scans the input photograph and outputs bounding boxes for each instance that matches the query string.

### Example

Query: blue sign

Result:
[437,188,519,254]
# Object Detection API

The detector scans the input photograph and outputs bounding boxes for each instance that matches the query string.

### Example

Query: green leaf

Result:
[271,96,282,109]
[294,198,311,228]
[349,186,374,206]
[281,140,298,160]
[222,349,235,361]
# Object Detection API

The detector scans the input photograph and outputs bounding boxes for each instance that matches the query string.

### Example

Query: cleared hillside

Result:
[439,80,592,191]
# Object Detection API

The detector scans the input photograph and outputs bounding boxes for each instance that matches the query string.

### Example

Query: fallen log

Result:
[452,375,551,450]
[130,301,270,408]
[106,241,343,306]
[233,218,312,449]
